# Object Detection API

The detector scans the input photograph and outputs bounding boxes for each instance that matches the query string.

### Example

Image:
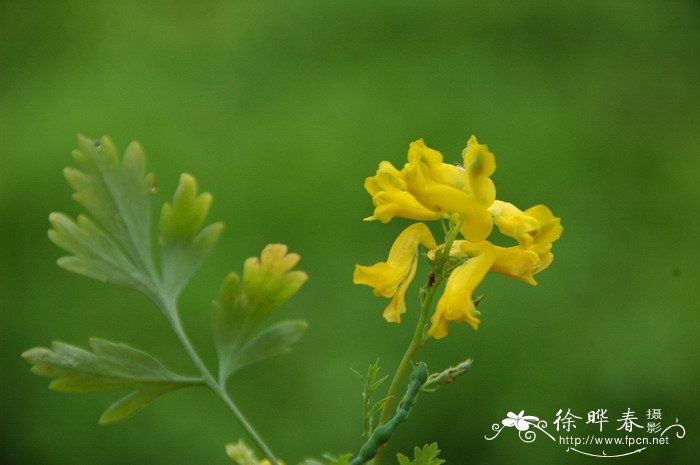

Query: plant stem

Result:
[158,293,281,465]
[349,363,428,465]
[378,285,436,425]
[373,220,462,465]
[372,283,436,465]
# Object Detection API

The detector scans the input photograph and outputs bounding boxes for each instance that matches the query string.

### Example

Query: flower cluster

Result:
[353,136,562,339]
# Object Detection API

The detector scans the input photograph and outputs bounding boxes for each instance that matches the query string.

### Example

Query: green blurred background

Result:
[1,1,699,464]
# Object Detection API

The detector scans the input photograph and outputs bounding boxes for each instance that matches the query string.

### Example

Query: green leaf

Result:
[50,136,157,292]
[241,244,308,318]
[368,395,393,417]
[159,173,224,295]
[213,272,246,372]
[48,213,147,291]
[213,245,308,384]
[22,338,202,423]
[224,320,308,379]
[60,136,156,279]
[99,385,174,425]
[51,136,223,303]
[354,358,389,438]
[396,444,445,465]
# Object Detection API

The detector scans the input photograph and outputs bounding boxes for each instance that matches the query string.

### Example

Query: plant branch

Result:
[373,220,463,465]
[349,363,428,465]
[421,359,473,393]
[156,293,281,465]
[377,283,436,427]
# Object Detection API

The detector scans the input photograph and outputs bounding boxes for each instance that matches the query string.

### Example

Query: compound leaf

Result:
[62,136,155,276]
[23,338,203,424]
[52,136,224,302]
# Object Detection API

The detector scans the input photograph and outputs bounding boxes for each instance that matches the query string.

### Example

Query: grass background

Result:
[1,1,699,464]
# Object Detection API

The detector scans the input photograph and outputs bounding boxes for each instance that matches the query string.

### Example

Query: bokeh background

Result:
[1,1,699,464]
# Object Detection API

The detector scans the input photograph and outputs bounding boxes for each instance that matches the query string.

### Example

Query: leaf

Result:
[368,395,394,417]
[212,271,260,381]
[159,173,224,295]
[51,136,223,303]
[22,338,202,424]
[354,358,389,437]
[60,136,155,279]
[224,320,308,378]
[213,246,308,385]
[213,272,245,365]
[241,244,308,318]
[99,385,174,425]
[396,444,445,465]
[48,213,146,291]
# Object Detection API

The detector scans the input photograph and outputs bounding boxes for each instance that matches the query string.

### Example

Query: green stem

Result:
[350,364,428,465]
[158,293,281,465]
[372,284,435,465]
[373,220,462,465]
[378,284,436,425]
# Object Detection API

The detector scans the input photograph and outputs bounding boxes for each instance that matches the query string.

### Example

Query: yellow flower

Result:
[353,223,436,323]
[436,240,540,286]
[426,201,562,337]
[490,246,541,285]
[462,135,497,207]
[364,161,438,222]
[428,241,496,338]
[403,139,493,242]
[363,137,496,242]
[358,135,562,338]
[489,201,563,275]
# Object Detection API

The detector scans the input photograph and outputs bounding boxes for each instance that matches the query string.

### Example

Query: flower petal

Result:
[491,246,540,285]
[428,242,496,338]
[489,200,562,278]
[462,135,496,207]
[488,201,538,246]
[383,253,418,323]
[353,223,436,323]
[364,159,438,222]
[525,205,563,244]
[404,140,494,242]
